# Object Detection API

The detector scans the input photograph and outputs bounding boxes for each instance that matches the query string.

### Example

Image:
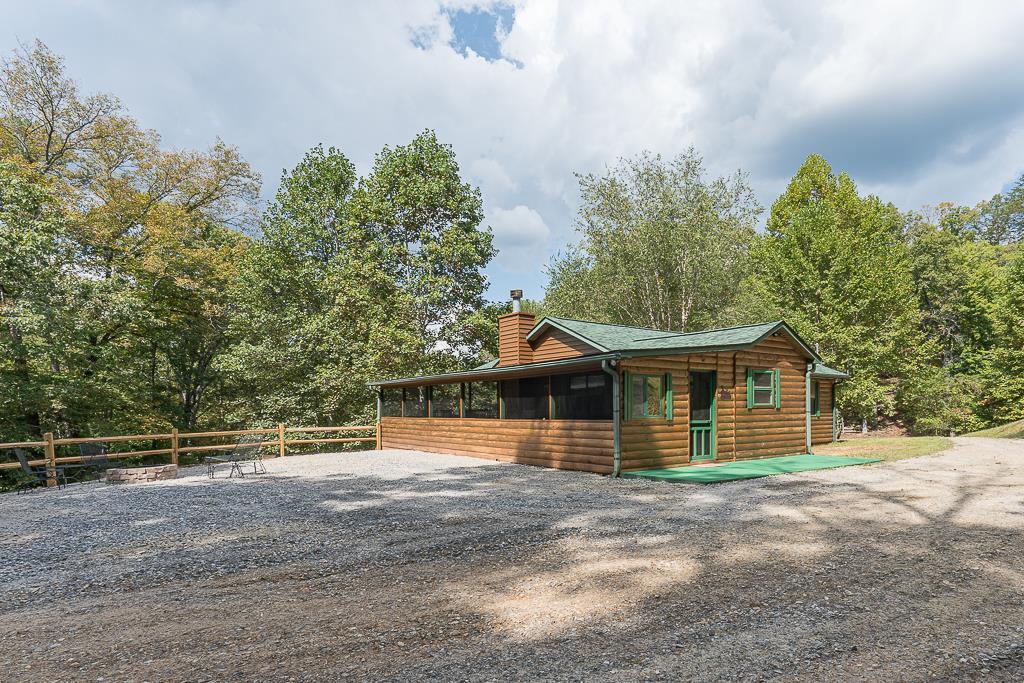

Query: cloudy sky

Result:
[5,1,1024,301]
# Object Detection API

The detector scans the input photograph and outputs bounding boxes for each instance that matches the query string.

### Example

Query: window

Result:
[465,381,498,418]
[628,373,666,419]
[404,386,428,417]
[381,389,402,417]
[501,376,550,419]
[551,372,612,420]
[430,383,461,417]
[747,369,779,409]
[811,380,821,416]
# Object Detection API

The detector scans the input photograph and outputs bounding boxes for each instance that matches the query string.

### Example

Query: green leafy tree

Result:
[752,154,933,428]
[972,173,1024,244]
[545,149,760,331]
[223,135,496,426]
[352,130,495,371]
[0,41,259,439]
[978,247,1024,423]
[906,210,1001,371]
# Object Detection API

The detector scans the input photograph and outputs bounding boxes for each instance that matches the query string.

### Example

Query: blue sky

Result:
[4,1,1024,303]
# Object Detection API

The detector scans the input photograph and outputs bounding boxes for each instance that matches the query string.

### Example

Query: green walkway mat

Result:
[621,454,882,484]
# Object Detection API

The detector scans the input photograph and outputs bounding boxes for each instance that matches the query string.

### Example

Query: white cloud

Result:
[487,204,551,269]
[4,1,1024,300]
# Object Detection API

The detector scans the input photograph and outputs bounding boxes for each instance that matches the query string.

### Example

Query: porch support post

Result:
[805,363,813,454]
[602,359,622,477]
[376,389,383,450]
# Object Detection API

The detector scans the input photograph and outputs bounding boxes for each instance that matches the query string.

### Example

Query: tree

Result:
[352,130,495,370]
[0,41,259,438]
[752,154,933,427]
[971,173,1024,244]
[545,149,760,331]
[905,211,1001,371]
[977,247,1024,423]
[223,134,495,427]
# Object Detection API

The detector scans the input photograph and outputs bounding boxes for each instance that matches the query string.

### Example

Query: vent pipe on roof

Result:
[510,289,523,313]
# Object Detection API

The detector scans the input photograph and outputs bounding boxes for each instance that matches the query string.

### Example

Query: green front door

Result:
[690,370,716,461]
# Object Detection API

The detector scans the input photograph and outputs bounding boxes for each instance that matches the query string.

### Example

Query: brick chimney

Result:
[497,289,535,367]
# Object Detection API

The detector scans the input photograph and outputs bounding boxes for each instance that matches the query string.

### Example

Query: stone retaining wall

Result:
[106,464,178,484]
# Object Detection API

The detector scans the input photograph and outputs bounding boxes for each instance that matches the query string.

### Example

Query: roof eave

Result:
[369,352,622,387]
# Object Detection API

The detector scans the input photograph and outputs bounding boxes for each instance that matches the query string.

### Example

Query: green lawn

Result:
[965,419,1024,439]
[814,436,952,462]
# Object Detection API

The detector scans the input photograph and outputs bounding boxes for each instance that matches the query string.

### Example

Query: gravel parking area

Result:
[2,438,1023,681]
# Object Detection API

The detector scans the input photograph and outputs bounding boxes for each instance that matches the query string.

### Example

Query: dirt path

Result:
[1,438,1023,681]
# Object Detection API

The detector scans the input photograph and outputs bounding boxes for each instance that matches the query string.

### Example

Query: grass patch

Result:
[965,419,1024,439]
[814,436,951,462]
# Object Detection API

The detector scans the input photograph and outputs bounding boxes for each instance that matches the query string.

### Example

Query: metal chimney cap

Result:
[510,289,523,313]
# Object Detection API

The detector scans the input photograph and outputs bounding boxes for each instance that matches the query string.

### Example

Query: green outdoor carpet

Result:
[621,454,882,484]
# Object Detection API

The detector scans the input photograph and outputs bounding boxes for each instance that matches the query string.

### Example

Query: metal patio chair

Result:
[204,433,268,478]
[13,448,67,493]
[54,442,112,482]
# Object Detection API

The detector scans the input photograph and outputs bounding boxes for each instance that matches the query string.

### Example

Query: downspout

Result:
[832,395,838,442]
[805,363,813,455]
[601,360,622,478]
[376,389,383,450]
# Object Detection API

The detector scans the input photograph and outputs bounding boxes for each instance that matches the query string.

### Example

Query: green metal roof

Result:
[528,316,818,358]
[811,362,849,379]
[370,317,849,387]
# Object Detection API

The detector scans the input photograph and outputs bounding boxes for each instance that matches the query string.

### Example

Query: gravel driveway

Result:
[2,438,1023,681]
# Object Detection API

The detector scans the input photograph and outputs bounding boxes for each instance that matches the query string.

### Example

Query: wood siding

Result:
[380,417,614,474]
[530,328,596,363]
[380,330,839,476]
[811,379,835,445]
[497,313,536,366]
[619,332,826,470]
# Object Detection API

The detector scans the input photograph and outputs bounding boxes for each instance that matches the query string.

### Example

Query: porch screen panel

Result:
[501,376,550,419]
[381,389,403,417]
[551,372,612,419]
[465,381,498,418]
[430,383,461,417]
[404,386,428,417]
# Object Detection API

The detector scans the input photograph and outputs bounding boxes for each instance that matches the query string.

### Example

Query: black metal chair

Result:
[204,433,267,478]
[13,448,66,493]
[78,442,110,468]
[57,442,111,482]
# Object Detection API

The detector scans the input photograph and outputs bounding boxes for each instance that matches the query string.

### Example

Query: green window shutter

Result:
[665,372,673,421]
[746,368,753,409]
[773,368,781,409]
[624,370,631,420]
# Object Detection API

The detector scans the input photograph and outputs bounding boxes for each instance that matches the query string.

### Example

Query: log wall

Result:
[381,331,839,476]
[811,379,836,445]
[380,417,614,474]
[620,332,832,469]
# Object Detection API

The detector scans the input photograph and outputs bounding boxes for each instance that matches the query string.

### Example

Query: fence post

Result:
[44,432,56,487]
[278,423,286,458]
[171,428,179,466]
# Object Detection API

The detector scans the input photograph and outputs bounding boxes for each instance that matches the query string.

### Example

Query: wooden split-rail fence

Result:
[0,423,380,487]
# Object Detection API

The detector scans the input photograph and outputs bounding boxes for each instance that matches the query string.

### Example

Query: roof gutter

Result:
[601,359,622,478]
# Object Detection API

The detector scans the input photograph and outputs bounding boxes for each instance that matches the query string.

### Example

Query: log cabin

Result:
[370,291,848,476]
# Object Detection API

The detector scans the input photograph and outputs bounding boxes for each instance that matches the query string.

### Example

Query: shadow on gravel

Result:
[1,448,1023,681]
